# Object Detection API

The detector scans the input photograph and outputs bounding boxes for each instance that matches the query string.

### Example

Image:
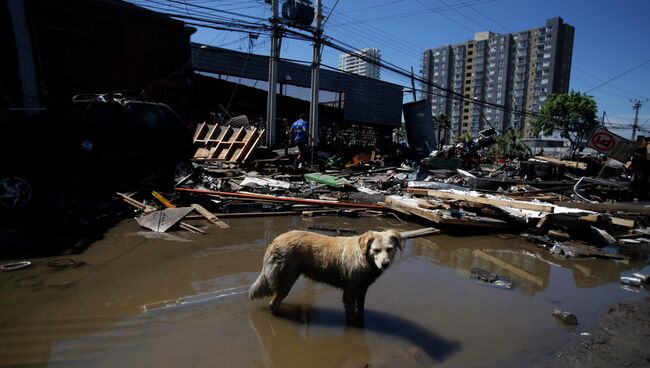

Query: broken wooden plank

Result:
[179,222,206,234]
[116,192,157,213]
[548,229,571,240]
[408,188,555,213]
[152,191,176,208]
[302,209,340,217]
[399,227,441,239]
[533,155,587,170]
[191,203,230,229]
[554,201,650,216]
[192,122,209,143]
[384,196,510,229]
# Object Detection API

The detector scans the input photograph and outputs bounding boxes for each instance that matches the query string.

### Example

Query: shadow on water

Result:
[249,303,460,366]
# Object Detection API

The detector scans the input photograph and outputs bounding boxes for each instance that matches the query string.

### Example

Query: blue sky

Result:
[135,0,650,138]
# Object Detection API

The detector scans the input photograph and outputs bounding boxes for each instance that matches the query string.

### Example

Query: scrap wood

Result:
[302,209,342,217]
[399,227,441,239]
[408,188,555,213]
[384,196,510,229]
[174,187,385,210]
[548,229,571,240]
[580,214,635,228]
[152,191,176,208]
[554,201,650,216]
[117,192,157,213]
[307,225,357,234]
[533,156,587,170]
[190,203,230,229]
[505,185,593,197]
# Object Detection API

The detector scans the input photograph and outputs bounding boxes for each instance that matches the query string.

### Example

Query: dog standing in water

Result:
[249,229,402,325]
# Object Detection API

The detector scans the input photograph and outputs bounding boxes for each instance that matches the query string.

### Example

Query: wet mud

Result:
[0,216,648,367]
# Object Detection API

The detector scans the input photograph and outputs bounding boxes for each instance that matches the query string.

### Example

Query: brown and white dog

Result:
[249,229,402,324]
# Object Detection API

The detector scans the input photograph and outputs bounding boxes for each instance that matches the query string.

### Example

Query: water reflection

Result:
[249,302,460,368]
[408,236,646,295]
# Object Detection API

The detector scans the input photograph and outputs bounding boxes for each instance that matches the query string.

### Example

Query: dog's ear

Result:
[358,231,374,252]
[387,230,403,250]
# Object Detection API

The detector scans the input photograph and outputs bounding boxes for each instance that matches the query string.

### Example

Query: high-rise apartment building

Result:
[422,17,574,139]
[338,48,381,79]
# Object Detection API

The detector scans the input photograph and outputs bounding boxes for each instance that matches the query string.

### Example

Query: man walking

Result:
[288,113,310,169]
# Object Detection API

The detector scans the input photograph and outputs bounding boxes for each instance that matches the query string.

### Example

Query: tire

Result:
[0,176,33,210]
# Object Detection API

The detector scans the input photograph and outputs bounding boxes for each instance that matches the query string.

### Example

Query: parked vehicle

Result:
[0,95,194,218]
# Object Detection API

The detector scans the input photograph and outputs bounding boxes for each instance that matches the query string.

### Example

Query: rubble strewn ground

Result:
[1,125,649,367]
[543,297,650,368]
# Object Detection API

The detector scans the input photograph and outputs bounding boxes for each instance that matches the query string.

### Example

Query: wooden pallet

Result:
[192,122,264,163]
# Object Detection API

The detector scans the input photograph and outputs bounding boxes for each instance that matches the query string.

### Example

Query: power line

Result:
[333,0,497,26]
[436,0,491,32]
[585,57,650,94]
[130,1,554,124]
[573,66,647,99]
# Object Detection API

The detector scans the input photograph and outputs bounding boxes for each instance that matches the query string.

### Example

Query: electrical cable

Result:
[585,58,650,94]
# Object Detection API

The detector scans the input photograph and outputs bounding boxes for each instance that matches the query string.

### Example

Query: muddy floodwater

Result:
[1,216,648,367]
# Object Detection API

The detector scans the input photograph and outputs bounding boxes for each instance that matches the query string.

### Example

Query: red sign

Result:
[589,131,616,151]
[587,127,636,163]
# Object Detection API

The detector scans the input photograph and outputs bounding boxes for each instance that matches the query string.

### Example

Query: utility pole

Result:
[309,0,323,150]
[631,99,646,141]
[410,66,417,102]
[265,0,280,147]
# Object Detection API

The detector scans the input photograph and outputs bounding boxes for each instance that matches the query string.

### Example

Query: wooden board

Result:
[192,124,264,163]
[399,227,441,239]
[408,188,555,213]
[554,201,650,216]
[384,196,510,229]
[533,156,587,170]
[191,203,230,229]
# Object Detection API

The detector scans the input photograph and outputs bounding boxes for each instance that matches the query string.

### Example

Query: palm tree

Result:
[432,114,452,150]
[494,128,532,160]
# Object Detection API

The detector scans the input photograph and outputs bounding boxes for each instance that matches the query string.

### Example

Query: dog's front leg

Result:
[355,285,369,321]
[342,289,358,325]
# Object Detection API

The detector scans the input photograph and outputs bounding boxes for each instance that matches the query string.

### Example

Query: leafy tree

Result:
[453,132,472,144]
[494,128,532,160]
[433,114,452,150]
[531,91,598,157]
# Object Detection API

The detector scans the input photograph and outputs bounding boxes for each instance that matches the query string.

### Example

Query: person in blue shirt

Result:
[288,114,311,168]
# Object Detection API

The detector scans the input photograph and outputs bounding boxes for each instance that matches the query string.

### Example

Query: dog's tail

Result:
[249,260,281,300]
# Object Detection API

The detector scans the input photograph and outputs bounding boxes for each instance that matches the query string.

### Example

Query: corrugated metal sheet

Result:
[191,44,402,127]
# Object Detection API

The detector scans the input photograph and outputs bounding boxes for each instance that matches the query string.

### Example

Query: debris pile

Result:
[108,124,649,270]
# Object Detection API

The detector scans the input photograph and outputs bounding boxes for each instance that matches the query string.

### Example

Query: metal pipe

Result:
[174,187,385,210]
